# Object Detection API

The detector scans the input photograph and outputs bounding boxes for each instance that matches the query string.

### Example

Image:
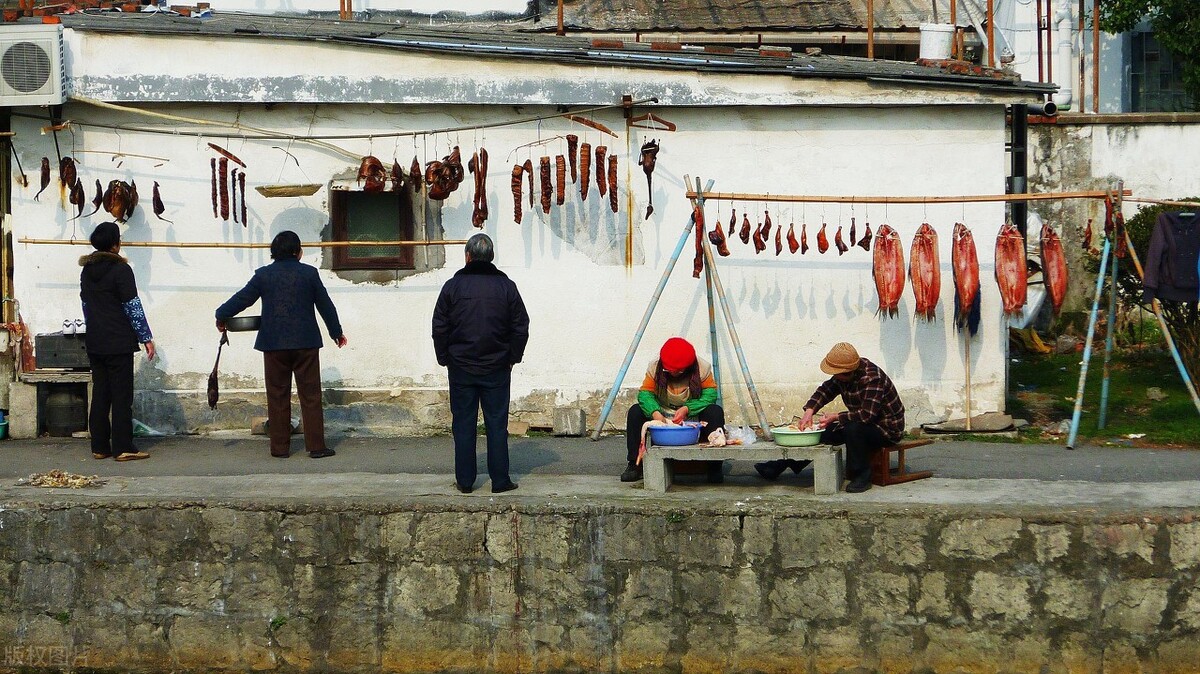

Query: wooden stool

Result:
[871,439,934,486]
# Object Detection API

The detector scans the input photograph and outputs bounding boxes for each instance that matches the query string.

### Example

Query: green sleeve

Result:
[637,389,663,417]
[684,386,719,416]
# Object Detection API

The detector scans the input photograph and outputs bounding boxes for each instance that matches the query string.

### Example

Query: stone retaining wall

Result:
[2,500,1198,673]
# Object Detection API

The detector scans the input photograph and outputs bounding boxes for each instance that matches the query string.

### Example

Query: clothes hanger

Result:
[628,111,677,132]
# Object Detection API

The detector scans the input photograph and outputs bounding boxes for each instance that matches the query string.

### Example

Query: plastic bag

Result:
[724,425,758,446]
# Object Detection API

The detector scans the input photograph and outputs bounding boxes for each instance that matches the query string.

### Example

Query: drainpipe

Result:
[1052,4,1074,110]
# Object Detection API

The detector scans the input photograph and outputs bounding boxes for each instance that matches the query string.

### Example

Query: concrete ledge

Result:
[644,443,843,494]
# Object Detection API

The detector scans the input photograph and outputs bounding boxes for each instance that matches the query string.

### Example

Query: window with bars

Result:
[1129,31,1195,112]
[329,187,417,271]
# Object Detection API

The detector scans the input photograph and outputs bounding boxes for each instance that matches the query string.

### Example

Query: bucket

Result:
[919,23,955,60]
[45,390,87,437]
[0,420,8,439]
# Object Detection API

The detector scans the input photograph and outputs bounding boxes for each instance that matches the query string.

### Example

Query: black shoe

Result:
[492,482,518,494]
[846,476,872,493]
[620,463,643,482]
[456,483,473,494]
[308,449,336,459]
[706,462,725,484]
[755,460,787,481]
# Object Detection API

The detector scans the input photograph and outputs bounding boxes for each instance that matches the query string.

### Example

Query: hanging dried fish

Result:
[208,331,229,410]
[59,157,77,208]
[909,222,940,322]
[239,172,247,226]
[34,157,50,201]
[409,157,422,193]
[210,158,218,218]
[566,134,579,182]
[358,156,388,193]
[578,143,591,201]
[555,155,566,206]
[152,181,173,224]
[218,158,229,220]
[102,179,136,223]
[207,142,247,169]
[638,139,659,220]
[873,224,905,318]
[510,163,524,224]
[594,145,608,197]
[230,168,239,224]
[391,159,405,192]
[539,156,552,215]
[86,179,103,217]
[67,178,85,220]
[607,154,618,214]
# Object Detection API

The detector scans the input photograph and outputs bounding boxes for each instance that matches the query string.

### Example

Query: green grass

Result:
[1009,347,1200,448]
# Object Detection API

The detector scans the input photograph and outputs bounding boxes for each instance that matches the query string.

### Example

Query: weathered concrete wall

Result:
[2,500,1198,673]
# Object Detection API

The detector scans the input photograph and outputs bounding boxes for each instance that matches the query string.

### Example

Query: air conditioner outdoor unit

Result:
[0,24,66,106]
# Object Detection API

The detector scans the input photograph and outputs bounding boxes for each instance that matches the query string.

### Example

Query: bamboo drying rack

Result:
[17,239,466,249]
[683,188,1131,204]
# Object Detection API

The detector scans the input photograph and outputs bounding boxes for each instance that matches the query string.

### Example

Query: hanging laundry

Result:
[1142,211,1200,303]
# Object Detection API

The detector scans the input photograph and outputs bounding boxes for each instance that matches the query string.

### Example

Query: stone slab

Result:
[643,443,843,494]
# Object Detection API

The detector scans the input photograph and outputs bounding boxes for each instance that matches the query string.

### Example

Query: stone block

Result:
[809,626,864,674]
[616,565,673,621]
[381,618,486,673]
[224,561,287,616]
[389,563,459,618]
[1177,588,1200,630]
[938,518,1022,560]
[769,567,846,621]
[16,561,76,611]
[77,561,158,614]
[169,615,241,670]
[552,407,587,436]
[490,513,572,567]
[329,563,384,616]
[870,516,928,567]
[200,508,278,562]
[524,566,595,621]
[1042,576,1093,621]
[507,420,530,436]
[857,572,910,621]
[1029,523,1072,565]
[732,624,808,674]
[968,570,1032,622]
[877,630,919,674]
[1101,579,1169,632]
[275,512,345,565]
[8,379,38,439]
[326,615,381,671]
[1156,637,1200,674]
[741,516,774,562]
[673,515,738,567]
[268,615,317,671]
[679,622,735,674]
[778,518,856,569]
[602,514,667,563]
[916,571,951,618]
[380,512,416,562]
[1168,521,1200,569]
[681,568,761,620]
[615,620,674,672]
[1086,522,1157,564]
[466,567,518,623]
[157,561,224,612]
[414,512,488,563]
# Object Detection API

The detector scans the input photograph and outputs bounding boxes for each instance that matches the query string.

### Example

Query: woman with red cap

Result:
[622,336,725,483]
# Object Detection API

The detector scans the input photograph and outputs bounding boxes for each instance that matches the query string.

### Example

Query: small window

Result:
[330,188,415,270]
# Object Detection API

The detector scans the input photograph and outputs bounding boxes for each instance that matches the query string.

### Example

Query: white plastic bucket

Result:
[919,23,955,60]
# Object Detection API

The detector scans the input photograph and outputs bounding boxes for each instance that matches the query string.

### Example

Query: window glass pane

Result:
[345,192,402,259]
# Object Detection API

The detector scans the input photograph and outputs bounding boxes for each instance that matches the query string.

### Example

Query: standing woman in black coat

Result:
[79,221,155,461]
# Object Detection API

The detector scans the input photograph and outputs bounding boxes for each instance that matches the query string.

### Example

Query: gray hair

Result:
[465,233,494,262]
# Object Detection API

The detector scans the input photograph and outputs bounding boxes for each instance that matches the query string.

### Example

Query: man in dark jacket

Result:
[80,221,155,462]
[432,233,529,494]
[215,230,347,459]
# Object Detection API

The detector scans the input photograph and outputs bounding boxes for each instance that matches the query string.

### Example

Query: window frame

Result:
[329,186,416,271]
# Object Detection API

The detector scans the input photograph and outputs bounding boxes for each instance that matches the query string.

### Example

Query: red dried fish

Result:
[218,158,229,220]
[693,204,705,279]
[835,225,848,255]
[539,156,552,214]
[594,145,608,197]
[555,155,566,206]
[210,158,218,218]
[566,134,579,182]
[787,223,799,254]
[801,223,809,254]
[995,222,1028,318]
[68,178,85,220]
[608,154,618,214]
[952,223,981,336]
[510,164,524,224]
[872,224,905,318]
[34,157,50,201]
[579,143,591,201]
[817,223,829,254]
[1041,223,1068,316]
[86,179,103,217]
[708,212,731,256]
[909,223,940,322]
[239,171,247,226]
[152,181,173,223]
[858,223,873,251]
[739,213,752,244]
[638,139,659,219]
[208,142,247,169]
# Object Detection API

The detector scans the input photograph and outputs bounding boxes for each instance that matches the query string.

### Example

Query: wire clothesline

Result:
[684,188,1132,205]
[17,238,465,249]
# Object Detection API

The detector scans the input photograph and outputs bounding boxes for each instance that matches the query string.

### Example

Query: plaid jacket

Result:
[805,357,905,443]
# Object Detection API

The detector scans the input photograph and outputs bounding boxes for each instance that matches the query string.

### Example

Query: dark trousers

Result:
[88,352,134,456]
[448,365,513,489]
[626,402,726,462]
[264,348,327,456]
[822,420,889,480]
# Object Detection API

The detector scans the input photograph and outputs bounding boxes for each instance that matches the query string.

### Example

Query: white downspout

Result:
[1053,5,1075,110]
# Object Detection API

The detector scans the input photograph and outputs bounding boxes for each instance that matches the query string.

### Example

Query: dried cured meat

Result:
[817,223,829,254]
[391,160,405,192]
[835,225,848,255]
[87,179,103,218]
[762,211,772,239]
[59,157,76,207]
[510,164,524,224]
[102,179,138,224]
[708,211,731,256]
[566,134,578,182]
[607,155,618,213]
[801,223,809,254]
[539,156,552,214]
[468,148,490,227]
[523,159,534,209]
[952,223,981,336]
[994,222,1028,318]
[787,223,799,254]
[152,181,173,223]
[872,224,905,318]
[858,223,873,251]
[692,204,705,279]
[850,217,857,246]
[230,168,239,224]
[638,139,659,219]
[594,145,608,197]
[774,219,783,255]
[210,158,218,218]
[410,157,422,193]
[578,143,591,201]
[425,146,465,200]
[909,223,940,322]
[739,213,751,245]
[67,178,85,220]
[752,222,766,254]
[207,142,246,169]
[34,157,50,201]
[218,158,229,220]
[729,210,737,244]
[555,155,566,206]
[239,172,247,226]
[1041,224,1068,316]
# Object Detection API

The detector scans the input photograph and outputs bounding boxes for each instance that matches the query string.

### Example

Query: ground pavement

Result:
[1,432,1198,509]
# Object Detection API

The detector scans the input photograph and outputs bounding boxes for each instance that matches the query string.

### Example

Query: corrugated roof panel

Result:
[546,0,959,32]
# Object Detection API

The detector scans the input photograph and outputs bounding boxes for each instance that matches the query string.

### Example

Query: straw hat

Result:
[820,342,861,375]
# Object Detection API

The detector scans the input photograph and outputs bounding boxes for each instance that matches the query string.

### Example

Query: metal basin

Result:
[224,315,261,332]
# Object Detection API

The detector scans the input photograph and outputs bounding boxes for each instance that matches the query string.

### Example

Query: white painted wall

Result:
[1089,124,1200,202]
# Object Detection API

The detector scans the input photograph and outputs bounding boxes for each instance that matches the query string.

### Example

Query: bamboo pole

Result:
[1098,245,1118,428]
[1035,0,1043,81]
[1091,0,1100,113]
[685,189,1129,205]
[964,335,972,431]
[18,238,466,249]
[693,178,723,408]
[1066,236,1111,450]
[867,0,875,60]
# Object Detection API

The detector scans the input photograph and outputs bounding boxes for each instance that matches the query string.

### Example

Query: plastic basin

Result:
[225,315,261,332]
[647,422,702,446]
[771,427,824,447]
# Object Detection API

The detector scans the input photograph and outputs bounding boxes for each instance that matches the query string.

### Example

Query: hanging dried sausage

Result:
[578,143,591,201]
[210,158,218,218]
[510,164,524,224]
[566,134,578,182]
[555,155,566,206]
[539,156,552,214]
[218,158,229,220]
[607,154,618,214]
[239,171,247,226]
[594,145,608,197]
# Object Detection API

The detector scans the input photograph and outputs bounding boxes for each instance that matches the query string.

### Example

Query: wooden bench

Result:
[643,444,844,495]
[871,439,934,487]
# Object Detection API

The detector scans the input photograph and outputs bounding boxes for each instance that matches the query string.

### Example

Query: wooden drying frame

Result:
[684,188,1132,204]
[17,238,466,249]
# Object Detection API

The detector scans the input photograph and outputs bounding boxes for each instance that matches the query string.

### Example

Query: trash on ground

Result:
[16,470,106,489]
